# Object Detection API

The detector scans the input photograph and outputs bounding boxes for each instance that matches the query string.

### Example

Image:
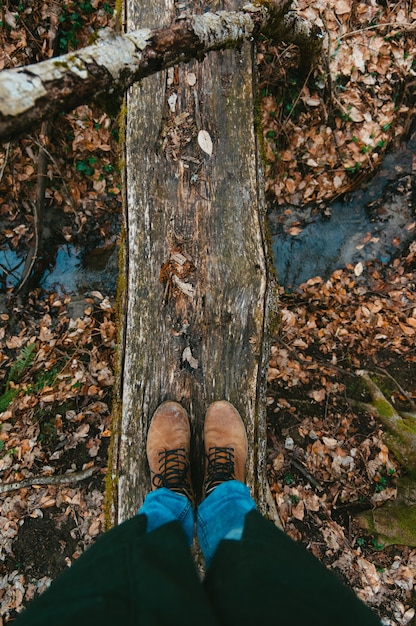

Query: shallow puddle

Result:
[0,243,119,295]
[41,244,119,295]
[268,124,415,289]
[1,125,415,296]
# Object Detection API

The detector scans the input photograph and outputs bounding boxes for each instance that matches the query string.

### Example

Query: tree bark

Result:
[0,2,321,142]
[108,0,281,526]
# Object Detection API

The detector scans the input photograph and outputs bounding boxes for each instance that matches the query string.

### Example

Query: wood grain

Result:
[112,0,277,524]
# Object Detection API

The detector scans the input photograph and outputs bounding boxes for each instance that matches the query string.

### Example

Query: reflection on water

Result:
[269,127,416,289]
[1,126,415,296]
[0,244,118,295]
[0,249,24,289]
[42,245,119,295]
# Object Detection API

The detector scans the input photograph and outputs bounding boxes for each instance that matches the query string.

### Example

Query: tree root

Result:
[349,370,416,547]
[351,370,416,472]
[356,476,416,547]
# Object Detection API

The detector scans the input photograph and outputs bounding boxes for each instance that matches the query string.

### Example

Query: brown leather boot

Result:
[146,401,193,500]
[203,400,248,497]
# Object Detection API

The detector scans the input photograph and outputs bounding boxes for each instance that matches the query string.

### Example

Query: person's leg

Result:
[138,401,195,545]
[139,487,194,544]
[15,516,216,626]
[197,480,256,565]
[204,510,380,626]
[196,400,256,565]
[198,400,380,626]
[15,402,217,626]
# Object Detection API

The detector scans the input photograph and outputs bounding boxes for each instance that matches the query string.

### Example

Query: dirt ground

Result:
[0,0,415,624]
[266,255,416,624]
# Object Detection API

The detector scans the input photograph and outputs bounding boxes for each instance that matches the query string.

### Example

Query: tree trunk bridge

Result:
[109,0,280,524]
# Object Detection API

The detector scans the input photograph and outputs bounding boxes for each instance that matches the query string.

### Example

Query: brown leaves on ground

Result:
[267,255,416,624]
[259,0,416,206]
[0,292,116,622]
[0,1,121,270]
[1,0,416,624]
[0,2,121,621]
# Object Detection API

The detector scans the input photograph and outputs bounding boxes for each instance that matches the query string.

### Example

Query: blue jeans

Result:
[138,481,257,565]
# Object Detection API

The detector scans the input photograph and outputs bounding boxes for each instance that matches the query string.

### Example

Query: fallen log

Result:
[0,2,322,141]
[107,0,292,526]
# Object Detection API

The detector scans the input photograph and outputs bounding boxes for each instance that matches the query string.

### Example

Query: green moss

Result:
[88,31,99,45]
[357,477,416,547]
[114,0,124,31]
[373,397,397,420]
[117,96,127,165]
[262,201,280,338]
[104,81,127,526]
[53,60,70,70]
[385,426,416,475]
[358,372,416,472]
[346,376,371,402]
[268,280,281,336]
[104,398,121,530]
[104,225,128,531]
[104,85,126,528]
[371,373,400,401]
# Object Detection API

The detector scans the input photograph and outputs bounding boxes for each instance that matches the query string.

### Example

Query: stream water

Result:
[268,123,416,289]
[0,217,120,296]
[0,125,414,296]
[40,245,119,295]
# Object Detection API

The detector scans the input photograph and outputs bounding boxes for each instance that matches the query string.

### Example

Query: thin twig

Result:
[0,141,10,184]
[14,5,65,296]
[265,481,284,530]
[374,366,416,412]
[15,123,50,295]
[339,21,416,40]
[275,336,355,377]
[281,66,313,130]
[27,136,78,215]
[290,458,323,492]
[0,466,98,495]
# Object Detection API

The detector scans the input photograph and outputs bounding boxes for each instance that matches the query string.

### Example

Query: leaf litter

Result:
[0,291,115,622]
[267,253,416,625]
[0,0,415,624]
[261,1,416,622]
[259,0,416,207]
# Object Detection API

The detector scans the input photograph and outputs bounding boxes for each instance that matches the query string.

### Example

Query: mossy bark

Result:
[355,371,416,473]
[357,476,416,547]
[354,371,416,546]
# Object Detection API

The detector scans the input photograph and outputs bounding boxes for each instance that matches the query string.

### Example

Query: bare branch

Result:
[0,466,98,495]
[0,5,322,141]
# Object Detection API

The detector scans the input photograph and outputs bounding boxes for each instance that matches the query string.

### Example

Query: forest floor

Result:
[0,0,415,624]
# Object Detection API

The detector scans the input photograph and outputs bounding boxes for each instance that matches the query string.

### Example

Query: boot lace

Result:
[204,446,235,496]
[152,448,193,499]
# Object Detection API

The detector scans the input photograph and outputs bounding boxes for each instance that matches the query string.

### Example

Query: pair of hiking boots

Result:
[147,400,247,501]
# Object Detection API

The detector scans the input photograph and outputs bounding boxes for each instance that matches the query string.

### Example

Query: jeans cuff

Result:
[197,481,257,567]
[138,488,195,545]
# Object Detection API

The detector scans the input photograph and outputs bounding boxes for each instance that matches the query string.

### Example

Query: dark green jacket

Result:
[15,510,380,625]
